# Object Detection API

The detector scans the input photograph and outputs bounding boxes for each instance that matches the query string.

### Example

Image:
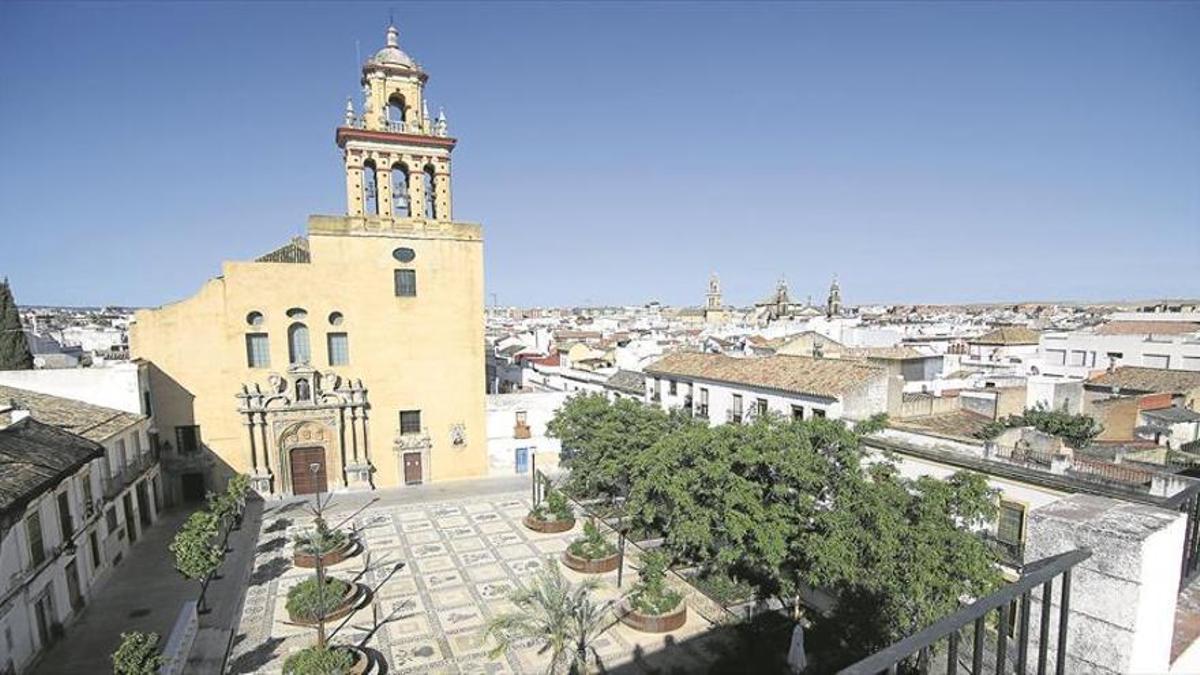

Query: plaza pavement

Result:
[229,479,723,674]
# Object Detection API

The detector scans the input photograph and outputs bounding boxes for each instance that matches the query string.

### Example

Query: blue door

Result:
[515,448,530,474]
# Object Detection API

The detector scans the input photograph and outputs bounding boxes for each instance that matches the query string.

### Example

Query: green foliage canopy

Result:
[111,631,163,675]
[548,393,699,501]
[552,397,1001,663]
[976,404,1103,448]
[169,510,223,581]
[282,645,355,675]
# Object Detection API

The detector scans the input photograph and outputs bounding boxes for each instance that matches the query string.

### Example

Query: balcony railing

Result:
[726,409,743,425]
[694,404,709,418]
[839,548,1091,675]
[343,116,450,138]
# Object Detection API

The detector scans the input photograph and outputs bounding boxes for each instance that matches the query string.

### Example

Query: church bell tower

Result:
[337,24,454,221]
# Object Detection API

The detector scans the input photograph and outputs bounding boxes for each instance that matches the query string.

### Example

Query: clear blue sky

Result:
[1,2,1197,308]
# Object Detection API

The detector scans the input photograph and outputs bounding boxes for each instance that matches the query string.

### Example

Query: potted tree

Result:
[292,516,355,568]
[285,575,360,625]
[620,550,687,633]
[524,487,576,534]
[562,519,619,574]
[283,644,369,675]
[281,465,371,675]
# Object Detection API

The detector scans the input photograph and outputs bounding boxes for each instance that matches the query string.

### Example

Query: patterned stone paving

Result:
[228,491,715,674]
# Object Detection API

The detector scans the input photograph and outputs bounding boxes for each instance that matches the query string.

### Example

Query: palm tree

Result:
[486,559,613,674]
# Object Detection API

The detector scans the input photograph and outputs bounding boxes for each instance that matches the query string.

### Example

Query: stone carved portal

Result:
[236,364,372,496]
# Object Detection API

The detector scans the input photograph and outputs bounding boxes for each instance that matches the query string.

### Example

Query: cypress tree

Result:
[0,278,34,370]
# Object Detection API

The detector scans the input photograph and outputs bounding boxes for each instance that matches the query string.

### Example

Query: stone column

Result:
[408,160,427,219]
[434,169,451,221]
[1024,494,1185,673]
[244,415,258,471]
[345,164,363,216]
[377,167,392,217]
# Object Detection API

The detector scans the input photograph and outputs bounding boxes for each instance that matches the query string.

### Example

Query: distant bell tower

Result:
[826,275,842,318]
[338,24,454,221]
[706,273,722,309]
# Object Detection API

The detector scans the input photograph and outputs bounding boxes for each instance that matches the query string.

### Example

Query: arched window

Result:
[392,163,410,217]
[288,323,311,365]
[363,160,379,215]
[387,95,406,131]
[423,166,436,219]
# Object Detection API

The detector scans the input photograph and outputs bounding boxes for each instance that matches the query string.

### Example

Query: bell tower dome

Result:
[337,24,455,221]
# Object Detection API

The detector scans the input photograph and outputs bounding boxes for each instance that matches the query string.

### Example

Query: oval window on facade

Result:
[286,307,308,320]
[246,311,264,327]
[329,311,344,326]
[392,247,416,263]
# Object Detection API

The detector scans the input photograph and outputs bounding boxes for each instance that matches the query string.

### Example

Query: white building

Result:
[0,388,161,674]
[485,392,568,476]
[643,351,894,424]
[1037,314,1200,378]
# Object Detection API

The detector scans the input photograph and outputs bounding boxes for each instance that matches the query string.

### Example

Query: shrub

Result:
[111,631,163,675]
[630,549,682,615]
[529,488,573,523]
[282,645,355,675]
[568,519,617,560]
[294,516,349,555]
[286,576,351,622]
[546,489,573,521]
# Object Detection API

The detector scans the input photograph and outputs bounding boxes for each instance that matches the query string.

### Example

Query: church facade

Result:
[130,25,487,499]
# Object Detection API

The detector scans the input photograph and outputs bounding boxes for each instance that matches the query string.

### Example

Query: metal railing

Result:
[1163,480,1200,589]
[839,548,1091,675]
[726,409,742,425]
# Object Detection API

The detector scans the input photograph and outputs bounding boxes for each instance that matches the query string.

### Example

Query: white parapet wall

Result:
[1024,494,1185,674]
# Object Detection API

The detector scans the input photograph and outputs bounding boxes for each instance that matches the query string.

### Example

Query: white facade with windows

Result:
[643,353,892,425]
[0,420,161,674]
[485,392,568,476]
[1038,332,1200,378]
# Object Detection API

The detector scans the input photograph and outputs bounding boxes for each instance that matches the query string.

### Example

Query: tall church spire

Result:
[337,24,455,221]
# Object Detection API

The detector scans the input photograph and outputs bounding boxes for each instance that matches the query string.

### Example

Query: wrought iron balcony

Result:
[694,404,709,418]
[726,409,743,425]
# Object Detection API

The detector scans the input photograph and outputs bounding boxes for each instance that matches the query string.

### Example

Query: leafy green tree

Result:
[622,413,1000,666]
[486,560,611,674]
[111,631,163,674]
[0,279,33,370]
[976,404,1103,448]
[168,510,224,610]
[548,393,698,501]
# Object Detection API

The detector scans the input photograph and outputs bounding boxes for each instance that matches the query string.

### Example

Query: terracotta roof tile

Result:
[644,352,884,400]
[1088,367,1200,395]
[0,385,144,442]
[969,326,1040,345]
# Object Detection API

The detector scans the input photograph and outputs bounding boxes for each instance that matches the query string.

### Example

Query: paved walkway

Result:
[32,500,263,675]
[230,484,718,674]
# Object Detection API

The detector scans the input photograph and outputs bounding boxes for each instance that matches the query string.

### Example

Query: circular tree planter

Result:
[293,539,357,569]
[619,600,688,633]
[286,579,363,626]
[343,645,371,675]
[523,514,575,534]
[562,548,620,574]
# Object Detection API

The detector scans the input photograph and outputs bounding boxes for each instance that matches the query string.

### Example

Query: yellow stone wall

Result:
[130,215,487,491]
